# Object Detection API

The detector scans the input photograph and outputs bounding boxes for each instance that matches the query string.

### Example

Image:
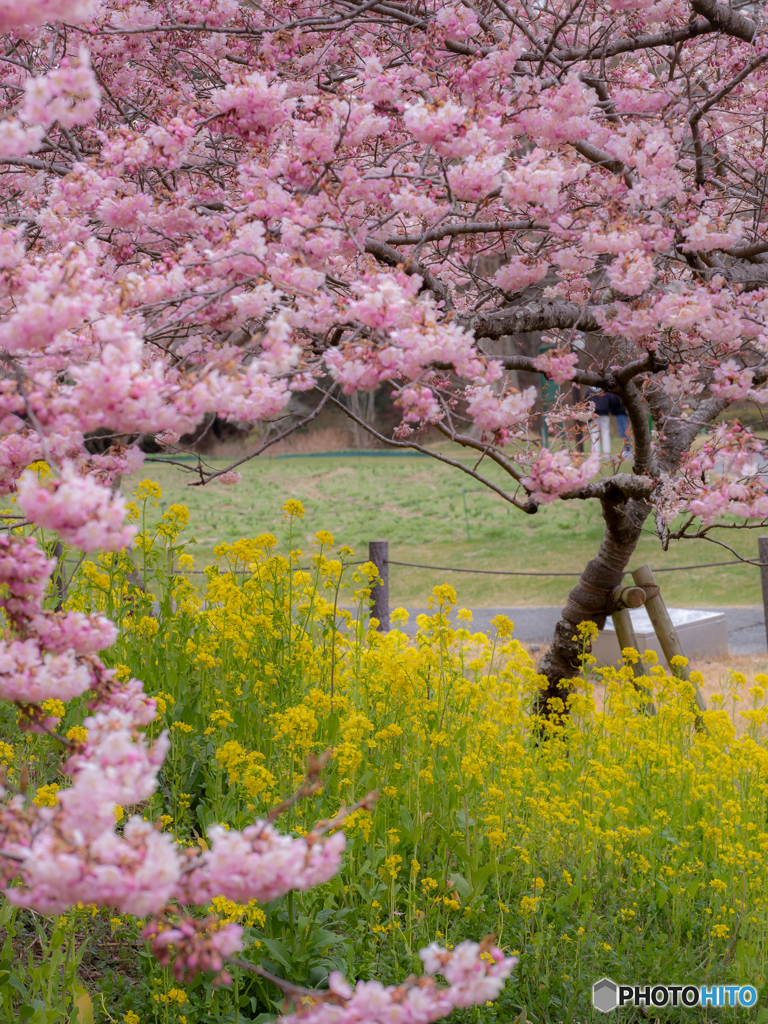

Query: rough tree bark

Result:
[535,382,729,710]
[537,491,650,711]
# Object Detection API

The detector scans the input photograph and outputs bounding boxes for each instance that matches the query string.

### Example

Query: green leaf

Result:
[512,1004,528,1024]
[9,974,27,996]
[261,938,292,971]
[70,986,94,1024]
[450,872,471,900]
[18,1006,35,1021]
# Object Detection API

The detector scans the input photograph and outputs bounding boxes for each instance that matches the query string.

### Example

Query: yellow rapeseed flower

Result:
[133,479,162,504]
[282,499,305,519]
[34,784,60,807]
[41,698,65,719]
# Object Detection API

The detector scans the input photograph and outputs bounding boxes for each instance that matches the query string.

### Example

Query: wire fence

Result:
[63,555,760,577]
[387,558,760,577]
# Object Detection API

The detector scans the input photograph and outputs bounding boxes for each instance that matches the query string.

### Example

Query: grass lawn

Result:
[129,450,764,607]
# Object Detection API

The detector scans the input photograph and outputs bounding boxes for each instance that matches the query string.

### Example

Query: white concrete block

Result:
[591,607,728,669]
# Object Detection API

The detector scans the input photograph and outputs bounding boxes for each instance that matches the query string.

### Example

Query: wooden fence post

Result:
[631,564,707,722]
[759,536,768,652]
[368,541,389,631]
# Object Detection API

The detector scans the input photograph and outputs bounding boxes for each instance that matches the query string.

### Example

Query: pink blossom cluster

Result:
[710,360,754,401]
[688,485,768,525]
[278,943,517,1024]
[522,449,601,503]
[28,611,118,655]
[396,386,442,423]
[464,386,537,433]
[21,49,101,131]
[532,350,579,385]
[0,640,91,704]
[0,536,113,705]
[17,463,137,552]
[0,534,57,622]
[181,824,345,904]
[144,917,245,987]
[0,0,100,31]
[677,423,768,524]
[493,257,547,294]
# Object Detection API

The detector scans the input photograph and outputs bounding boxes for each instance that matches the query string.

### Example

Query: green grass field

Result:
[129,450,763,607]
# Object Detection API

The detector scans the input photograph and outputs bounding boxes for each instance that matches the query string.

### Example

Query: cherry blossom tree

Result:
[2,0,768,978]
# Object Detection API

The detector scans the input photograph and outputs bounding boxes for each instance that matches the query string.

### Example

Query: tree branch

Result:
[615,378,654,476]
[315,388,535,511]
[689,0,756,42]
[364,237,452,309]
[560,472,655,501]
[0,156,71,177]
[384,220,537,246]
[525,18,716,62]
[189,389,334,485]
[461,299,601,338]
[573,140,635,188]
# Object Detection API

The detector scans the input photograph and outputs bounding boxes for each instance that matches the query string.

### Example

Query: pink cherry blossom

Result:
[532,350,579,385]
[607,250,656,296]
[17,463,137,551]
[216,470,243,485]
[464,386,537,432]
[493,258,547,293]
[395,385,442,423]
[522,449,601,503]
[21,49,101,130]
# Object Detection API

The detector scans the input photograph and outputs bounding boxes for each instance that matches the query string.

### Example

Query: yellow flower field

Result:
[5,485,768,1022]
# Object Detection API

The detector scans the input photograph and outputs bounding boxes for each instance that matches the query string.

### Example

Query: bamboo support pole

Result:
[631,564,707,722]
[611,605,657,715]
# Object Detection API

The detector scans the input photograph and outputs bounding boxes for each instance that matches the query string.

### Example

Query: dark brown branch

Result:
[573,140,635,188]
[560,472,655,501]
[315,388,535,511]
[190,389,333,485]
[496,353,604,387]
[692,50,768,123]
[525,18,716,62]
[0,156,71,177]
[364,237,452,308]
[689,0,756,42]
[461,299,601,338]
[431,419,526,484]
[384,220,536,246]
[727,239,768,259]
[616,379,654,475]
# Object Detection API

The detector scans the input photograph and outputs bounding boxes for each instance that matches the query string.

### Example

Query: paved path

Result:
[402,606,767,656]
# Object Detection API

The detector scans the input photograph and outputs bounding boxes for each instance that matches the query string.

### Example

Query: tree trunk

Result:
[537,488,651,712]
